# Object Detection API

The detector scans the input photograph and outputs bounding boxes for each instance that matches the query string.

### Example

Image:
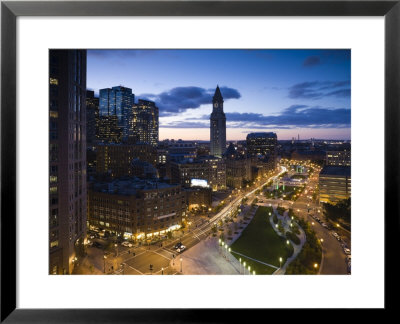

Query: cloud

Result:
[303,56,321,67]
[288,81,350,99]
[160,121,209,128]
[161,105,350,129]
[139,86,241,116]
[302,50,350,68]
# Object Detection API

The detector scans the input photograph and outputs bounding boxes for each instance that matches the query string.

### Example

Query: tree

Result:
[278,220,285,233]
[323,198,351,223]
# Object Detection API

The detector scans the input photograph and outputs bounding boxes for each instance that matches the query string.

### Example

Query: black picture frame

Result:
[1,0,397,322]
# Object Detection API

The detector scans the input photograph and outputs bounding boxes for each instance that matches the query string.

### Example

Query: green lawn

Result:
[230,206,292,275]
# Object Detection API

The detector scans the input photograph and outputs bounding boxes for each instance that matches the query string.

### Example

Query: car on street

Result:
[332,232,338,237]
[176,245,186,253]
[344,248,351,255]
[174,242,182,250]
[121,241,133,248]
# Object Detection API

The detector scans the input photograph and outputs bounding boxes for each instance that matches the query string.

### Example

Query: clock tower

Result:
[210,85,226,157]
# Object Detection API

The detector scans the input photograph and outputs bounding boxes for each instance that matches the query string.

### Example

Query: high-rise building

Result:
[210,86,226,157]
[319,166,351,204]
[246,132,277,157]
[96,143,157,178]
[224,143,251,189]
[49,50,87,275]
[99,86,134,140]
[129,99,159,147]
[86,90,99,147]
[97,115,122,143]
[326,150,351,166]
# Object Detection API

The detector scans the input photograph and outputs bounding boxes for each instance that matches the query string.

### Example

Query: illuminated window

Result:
[50,240,59,248]
[50,111,58,118]
[50,78,58,85]
[50,186,58,194]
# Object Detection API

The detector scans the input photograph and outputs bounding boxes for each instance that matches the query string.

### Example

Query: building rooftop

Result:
[246,132,277,139]
[92,177,178,196]
[320,166,351,176]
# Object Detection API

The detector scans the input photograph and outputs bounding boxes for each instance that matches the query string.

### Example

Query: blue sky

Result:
[87,49,351,141]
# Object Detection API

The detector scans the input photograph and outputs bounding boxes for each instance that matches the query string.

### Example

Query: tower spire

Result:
[213,85,224,103]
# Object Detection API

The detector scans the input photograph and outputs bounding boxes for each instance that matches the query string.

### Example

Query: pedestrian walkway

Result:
[168,235,239,275]
[168,204,258,275]
[270,208,306,274]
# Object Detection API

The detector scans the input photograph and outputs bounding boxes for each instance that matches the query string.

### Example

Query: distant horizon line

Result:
[159,138,351,142]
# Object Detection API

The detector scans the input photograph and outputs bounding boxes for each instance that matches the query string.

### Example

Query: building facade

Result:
[129,99,159,147]
[96,143,157,178]
[185,187,212,211]
[319,166,351,204]
[326,150,351,166]
[87,178,186,238]
[99,86,134,141]
[49,50,87,274]
[224,143,251,189]
[170,156,226,191]
[86,90,99,148]
[97,115,122,143]
[246,132,277,159]
[210,86,226,157]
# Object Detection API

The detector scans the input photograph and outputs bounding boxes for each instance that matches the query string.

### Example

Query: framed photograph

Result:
[1,0,397,321]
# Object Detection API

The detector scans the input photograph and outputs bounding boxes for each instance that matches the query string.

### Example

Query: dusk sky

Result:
[87,49,351,141]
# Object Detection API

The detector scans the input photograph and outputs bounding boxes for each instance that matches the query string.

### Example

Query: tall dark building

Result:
[129,99,159,147]
[247,132,278,169]
[246,132,277,156]
[86,90,99,147]
[49,50,87,274]
[99,86,134,141]
[210,86,226,158]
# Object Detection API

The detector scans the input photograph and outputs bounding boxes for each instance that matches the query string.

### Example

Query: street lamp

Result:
[286,240,289,245]
[314,263,318,269]
[103,255,107,273]
[239,258,242,274]
[243,261,246,274]
[279,257,283,268]
[180,258,183,273]
[115,243,118,257]
[161,267,164,275]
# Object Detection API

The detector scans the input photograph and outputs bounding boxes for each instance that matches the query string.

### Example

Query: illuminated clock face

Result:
[214,103,218,108]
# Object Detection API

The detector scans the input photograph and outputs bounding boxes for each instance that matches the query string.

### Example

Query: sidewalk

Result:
[168,204,257,275]
[270,208,306,274]
[169,235,240,275]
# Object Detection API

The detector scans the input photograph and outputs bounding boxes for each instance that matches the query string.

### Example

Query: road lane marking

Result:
[127,264,143,275]
[151,250,172,261]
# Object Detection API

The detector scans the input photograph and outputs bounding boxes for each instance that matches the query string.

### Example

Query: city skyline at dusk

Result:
[87,49,351,141]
